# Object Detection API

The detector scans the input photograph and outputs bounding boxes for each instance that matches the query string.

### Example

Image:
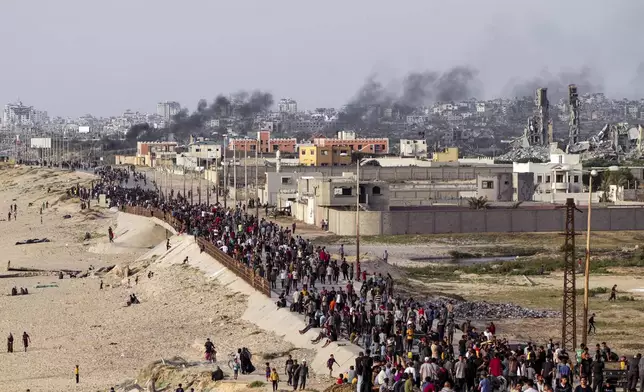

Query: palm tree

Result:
[468,196,490,209]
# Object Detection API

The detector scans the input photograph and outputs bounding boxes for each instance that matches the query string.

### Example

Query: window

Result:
[358,145,363,150]
[546,175,551,183]
[334,187,352,196]
[281,177,291,185]
[482,181,494,189]
[556,174,564,183]
[301,150,306,155]
[537,175,543,183]
[574,175,579,183]
[273,145,278,151]
[373,186,381,195]
[321,150,329,156]
[195,148,201,152]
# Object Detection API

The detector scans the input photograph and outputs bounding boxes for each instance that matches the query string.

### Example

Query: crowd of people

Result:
[78,167,642,392]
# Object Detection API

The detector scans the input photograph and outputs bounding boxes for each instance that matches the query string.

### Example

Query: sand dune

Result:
[0,167,327,392]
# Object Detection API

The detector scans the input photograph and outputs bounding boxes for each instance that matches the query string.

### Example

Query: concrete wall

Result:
[325,206,644,235]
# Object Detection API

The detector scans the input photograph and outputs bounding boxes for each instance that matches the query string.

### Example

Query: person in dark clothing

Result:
[591,355,604,392]
[360,349,374,392]
[296,360,309,390]
[291,360,301,390]
[588,314,596,334]
[575,376,593,392]
[556,376,573,392]
[627,354,641,392]
[609,285,617,301]
[7,333,14,353]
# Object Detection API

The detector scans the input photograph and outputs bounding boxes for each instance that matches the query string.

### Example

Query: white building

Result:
[187,141,223,160]
[278,98,298,114]
[156,101,181,120]
[3,101,33,125]
[399,139,428,158]
[476,102,486,113]
[513,153,584,200]
[337,130,356,140]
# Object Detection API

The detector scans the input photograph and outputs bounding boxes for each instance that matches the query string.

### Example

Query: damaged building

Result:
[500,84,644,163]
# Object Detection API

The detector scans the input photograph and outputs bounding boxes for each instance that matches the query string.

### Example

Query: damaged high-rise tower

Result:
[526,88,550,146]
[568,84,580,148]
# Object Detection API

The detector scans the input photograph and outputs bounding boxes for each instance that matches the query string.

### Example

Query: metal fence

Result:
[124,205,271,297]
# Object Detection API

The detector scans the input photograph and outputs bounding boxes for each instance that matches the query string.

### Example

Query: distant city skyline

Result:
[2,1,644,118]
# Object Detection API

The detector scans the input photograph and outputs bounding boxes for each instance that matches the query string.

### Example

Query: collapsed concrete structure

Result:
[500,85,644,163]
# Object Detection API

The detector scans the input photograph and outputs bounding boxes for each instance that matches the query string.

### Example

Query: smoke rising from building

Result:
[502,67,604,101]
[339,66,482,127]
[169,90,272,136]
[126,90,272,143]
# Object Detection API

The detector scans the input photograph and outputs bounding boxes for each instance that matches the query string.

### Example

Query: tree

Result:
[468,196,489,209]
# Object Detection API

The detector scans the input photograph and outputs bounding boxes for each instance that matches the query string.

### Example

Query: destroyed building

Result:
[500,84,644,163]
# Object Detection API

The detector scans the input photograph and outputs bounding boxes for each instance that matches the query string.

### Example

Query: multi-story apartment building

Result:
[298,145,352,166]
[278,98,298,114]
[3,101,33,125]
[156,101,181,120]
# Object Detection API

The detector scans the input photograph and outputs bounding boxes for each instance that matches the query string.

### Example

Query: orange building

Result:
[312,136,389,154]
[229,130,297,154]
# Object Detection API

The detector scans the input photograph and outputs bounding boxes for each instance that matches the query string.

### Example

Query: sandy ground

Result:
[0,166,328,392]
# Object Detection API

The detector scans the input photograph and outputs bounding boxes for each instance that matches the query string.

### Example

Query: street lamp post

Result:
[582,169,598,346]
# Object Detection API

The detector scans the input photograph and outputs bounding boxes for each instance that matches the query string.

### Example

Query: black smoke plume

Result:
[124,91,272,144]
[338,66,481,128]
[503,66,604,101]
[169,90,272,139]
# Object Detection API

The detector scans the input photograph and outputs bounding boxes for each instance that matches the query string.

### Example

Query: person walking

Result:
[609,285,617,301]
[7,333,14,353]
[588,314,596,335]
[270,367,280,391]
[327,354,339,378]
[297,360,309,390]
[22,332,30,352]
[75,365,80,384]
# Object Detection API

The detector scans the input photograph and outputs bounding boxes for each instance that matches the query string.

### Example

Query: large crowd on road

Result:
[74,167,644,392]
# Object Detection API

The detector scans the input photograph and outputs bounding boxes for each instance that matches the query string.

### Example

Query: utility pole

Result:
[582,170,598,346]
[255,140,259,218]
[223,152,228,209]
[233,141,237,207]
[206,158,211,206]
[190,168,194,205]
[562,198,578,352]
[182,165,186,201]
[244,144,248,207]
[356,158,361,281]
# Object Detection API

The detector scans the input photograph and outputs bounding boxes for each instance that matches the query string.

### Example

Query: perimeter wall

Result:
[327,206,644,235]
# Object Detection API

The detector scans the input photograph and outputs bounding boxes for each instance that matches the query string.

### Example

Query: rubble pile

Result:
[495,146,550,163]
[425,297,560,319]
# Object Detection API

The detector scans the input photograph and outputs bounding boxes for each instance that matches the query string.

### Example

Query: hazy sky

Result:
[2,0,644,118]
